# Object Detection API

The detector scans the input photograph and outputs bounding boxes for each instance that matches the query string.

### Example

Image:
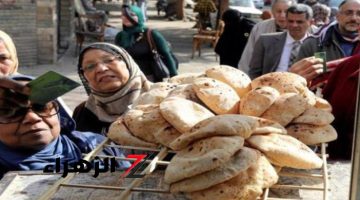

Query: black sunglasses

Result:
[0,100,59,124]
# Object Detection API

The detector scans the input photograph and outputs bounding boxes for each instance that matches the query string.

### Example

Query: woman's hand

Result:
[0,76,31,106]
[289,57,324,82]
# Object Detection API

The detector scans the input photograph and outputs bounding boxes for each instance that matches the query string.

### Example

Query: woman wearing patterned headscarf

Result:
[0,30,19,75]
[115,5,177,82]
[73,42,152,134]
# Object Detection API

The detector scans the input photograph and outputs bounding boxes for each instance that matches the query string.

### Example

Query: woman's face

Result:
[82,49,130,93]
[0,101,61,150]
[0,41,15,76]
[121,11,139,27]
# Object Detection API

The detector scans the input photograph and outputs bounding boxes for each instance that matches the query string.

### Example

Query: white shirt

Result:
[276,32,308,72]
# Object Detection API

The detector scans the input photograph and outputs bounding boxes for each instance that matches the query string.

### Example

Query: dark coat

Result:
[215,9,255,68]
[73,102,111,135]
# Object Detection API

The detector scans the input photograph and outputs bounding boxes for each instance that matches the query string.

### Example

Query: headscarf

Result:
[78,42,151,123]
[118,5,146,48]
[0,30,19,75]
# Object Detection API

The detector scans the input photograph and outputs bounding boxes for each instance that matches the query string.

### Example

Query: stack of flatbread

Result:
[106,66,337,200]
[242,72,337,145]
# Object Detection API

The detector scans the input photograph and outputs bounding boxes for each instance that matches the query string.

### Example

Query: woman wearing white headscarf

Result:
[73,42,151,134]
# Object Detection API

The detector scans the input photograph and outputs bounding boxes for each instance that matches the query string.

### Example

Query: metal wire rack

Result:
[29,139,329,200]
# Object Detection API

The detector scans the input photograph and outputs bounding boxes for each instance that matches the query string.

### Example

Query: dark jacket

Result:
[73,101,111,135]
[215,10,255,68]
[297,22,359,62]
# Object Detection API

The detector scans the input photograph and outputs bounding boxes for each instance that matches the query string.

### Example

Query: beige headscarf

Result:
[78,42,151,123]
[0,30,18,75]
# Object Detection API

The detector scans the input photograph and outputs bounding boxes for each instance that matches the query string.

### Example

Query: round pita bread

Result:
[205,65,251,97]
[302,88,316,106]
[239,86,280,117]
[193,77,240,114]
[260,93,307,126]
[107,118,158,148]
[251,72,307,94]
[164,136,244,184]
[247,133,323,169]
[159,97,214,134]
[150,82,178,90]
[124,104,171,143]
[170,147,260,192]
[314,96,332,112]
[188,154,278,200]
[169,73,205,84]
[169,115,286,150]
[250,116,287,135]
[169,115,258,150]
[166,84,202,104]
[133,84,177,106]
[292,107,334,125]
[286,124,338,145]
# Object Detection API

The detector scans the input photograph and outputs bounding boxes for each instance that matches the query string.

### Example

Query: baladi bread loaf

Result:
[149,82,177,90]
[205,65,251,97]
[170,115,286,150]
[239,86,280,117]
[164,136,244,184]
[169,73,205,84]
[132,83,177,106]
[193,77,240,114]
[302,88,317,106]
[292,107,334,125]
[188,154,278,200]
[166,84,202,104]
[260,93,307,126]
[124,104,172,143]
[107,118,157,148]
[247,133,323,169]
[170,147,260,192]
[314,96,332,112]
[251,116,287,135]
[169,115,257,150]
[159,97,214,134]
[251,72,307,94]
[286,124,338,145]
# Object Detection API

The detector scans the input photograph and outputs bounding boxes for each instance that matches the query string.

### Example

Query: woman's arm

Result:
[151,30,178,76]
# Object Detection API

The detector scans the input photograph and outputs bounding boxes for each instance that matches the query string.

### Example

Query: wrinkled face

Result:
[121,10,139,27]
[272,1,292,29]
[82,49,130,93]
[0,100,60,150]
[336,1,360,34]
[0,41,14,76]
[287,13,312,40]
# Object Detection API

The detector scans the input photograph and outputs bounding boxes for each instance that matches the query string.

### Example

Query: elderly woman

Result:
[115,5,177,82]
[0,75,129,179]
[73,42,151,134]
[0,30,18,75]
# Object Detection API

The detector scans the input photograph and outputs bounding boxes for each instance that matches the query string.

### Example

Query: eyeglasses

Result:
[340,10,360,18]
[81,56,121,73]
[0,100,59,123]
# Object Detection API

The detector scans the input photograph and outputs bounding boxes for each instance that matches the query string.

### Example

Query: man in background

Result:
[249,4,313,79]
[238,0,296,74]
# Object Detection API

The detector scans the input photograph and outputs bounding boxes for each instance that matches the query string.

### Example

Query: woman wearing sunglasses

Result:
[73,42,151,134]
[0,75,129,179]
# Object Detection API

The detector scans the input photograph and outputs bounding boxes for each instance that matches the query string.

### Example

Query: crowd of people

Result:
[0,0,359,181]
